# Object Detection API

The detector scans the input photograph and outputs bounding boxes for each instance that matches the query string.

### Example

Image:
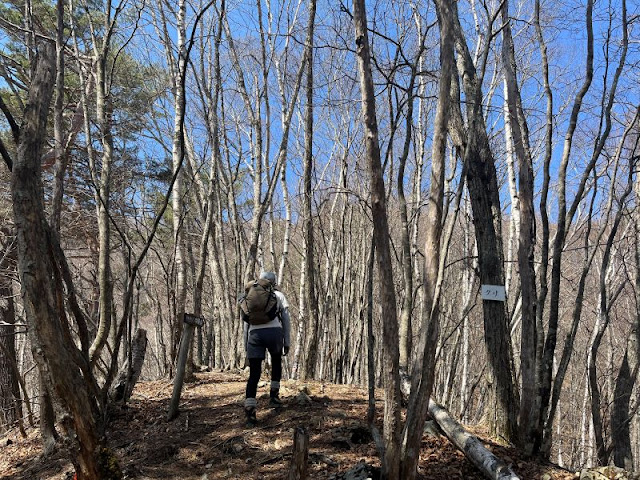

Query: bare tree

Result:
[610,121,640,468]
[449,0,519,440]
[301,0,320,380]
[538,0,631,457]
[352,1,402,477]
[399,0,453,475]
[499,0,538,453]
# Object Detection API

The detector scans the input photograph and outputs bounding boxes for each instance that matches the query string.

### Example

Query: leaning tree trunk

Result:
[352,1,402,477]
[11,42,121,480]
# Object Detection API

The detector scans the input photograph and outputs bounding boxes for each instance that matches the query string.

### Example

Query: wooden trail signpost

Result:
[167,313,205,421]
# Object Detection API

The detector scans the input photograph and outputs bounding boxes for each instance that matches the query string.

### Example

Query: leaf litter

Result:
[0,371,576,479]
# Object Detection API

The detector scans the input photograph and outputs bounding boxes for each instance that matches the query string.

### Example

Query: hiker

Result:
[241,271,291,427]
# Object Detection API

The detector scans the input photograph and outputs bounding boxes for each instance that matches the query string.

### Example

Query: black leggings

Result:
[246,356,282,399]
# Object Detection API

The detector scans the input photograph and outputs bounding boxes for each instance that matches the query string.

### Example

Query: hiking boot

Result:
[244,407,257,427]
[269,395,283,408]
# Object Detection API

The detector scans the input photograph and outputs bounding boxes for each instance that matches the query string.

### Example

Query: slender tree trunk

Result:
[169,0,188,372]
[400,0,452,476]
[192,7,224,367]
[88,5,116,367]
[396,53,422,376]
[539,0,595,455]
[500,0,538,454]
[589,138,636,465]
[301,0,319,380]
[50,0,66,233]
[0,243,23,435]
[533,0,553,454]
[352,2,402,477]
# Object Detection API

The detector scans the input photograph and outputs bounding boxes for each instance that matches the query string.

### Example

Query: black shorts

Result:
[247,327,284,360]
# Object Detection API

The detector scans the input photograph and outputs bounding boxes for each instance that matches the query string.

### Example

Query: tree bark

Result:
[87,4,117,367]
[171,0,188,373]
[0,234,23,435]
[288,427,309,480]
[11,41,121,480]
[449,0,518,440]
[352,2,402,477]
[400,0,452,476]
[109,329,147,404]
[301,0,319,380]
[50,0,66,233]
[499,0,538,454]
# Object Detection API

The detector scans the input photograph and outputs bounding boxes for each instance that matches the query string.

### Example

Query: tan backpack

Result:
[239,278,279,325]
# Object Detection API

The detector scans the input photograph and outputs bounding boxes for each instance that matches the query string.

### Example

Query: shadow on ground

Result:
[1,371,575,480]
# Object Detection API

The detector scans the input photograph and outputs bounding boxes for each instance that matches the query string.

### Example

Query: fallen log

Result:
[428,399,520,480]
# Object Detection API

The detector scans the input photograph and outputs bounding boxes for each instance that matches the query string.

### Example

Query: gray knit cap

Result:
[259,271,277,286]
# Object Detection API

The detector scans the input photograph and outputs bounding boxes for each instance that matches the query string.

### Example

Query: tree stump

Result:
[288,426,309,480]
[110,329,147,404]
[168,314,204,420]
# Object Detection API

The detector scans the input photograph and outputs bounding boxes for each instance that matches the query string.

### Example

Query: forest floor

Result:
[1,370,577,480]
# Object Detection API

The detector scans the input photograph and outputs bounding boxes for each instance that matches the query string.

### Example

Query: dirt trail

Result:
[1,371,575,479]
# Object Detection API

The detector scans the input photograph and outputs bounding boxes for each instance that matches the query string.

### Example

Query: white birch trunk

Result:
[503,79,519,296]
[171,0,188,369]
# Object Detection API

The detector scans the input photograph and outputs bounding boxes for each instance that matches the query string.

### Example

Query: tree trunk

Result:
[352,2,402,477]
[499,0,538,454]
[396,68,418,376]
[533,0,553,456]
[611,345,638,471]
[400,0,452,476]
[11,41,121,480]
[170,0,188,373]
[449,0,518,440]
[611,153,640,469]
[301,0,319,380]
[50,0,66,233]
[538,0,595,457]
[109,329,147,404]
[0,243,24,435]
[591,146,635,465]
[88,7,115,366]
[288,427,309,480]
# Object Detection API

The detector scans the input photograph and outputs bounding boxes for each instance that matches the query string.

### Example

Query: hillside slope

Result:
[1,371,575,479]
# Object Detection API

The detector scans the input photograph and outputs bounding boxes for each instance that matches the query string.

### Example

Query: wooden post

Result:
[288,427,309,480]
[167,313,204,420]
